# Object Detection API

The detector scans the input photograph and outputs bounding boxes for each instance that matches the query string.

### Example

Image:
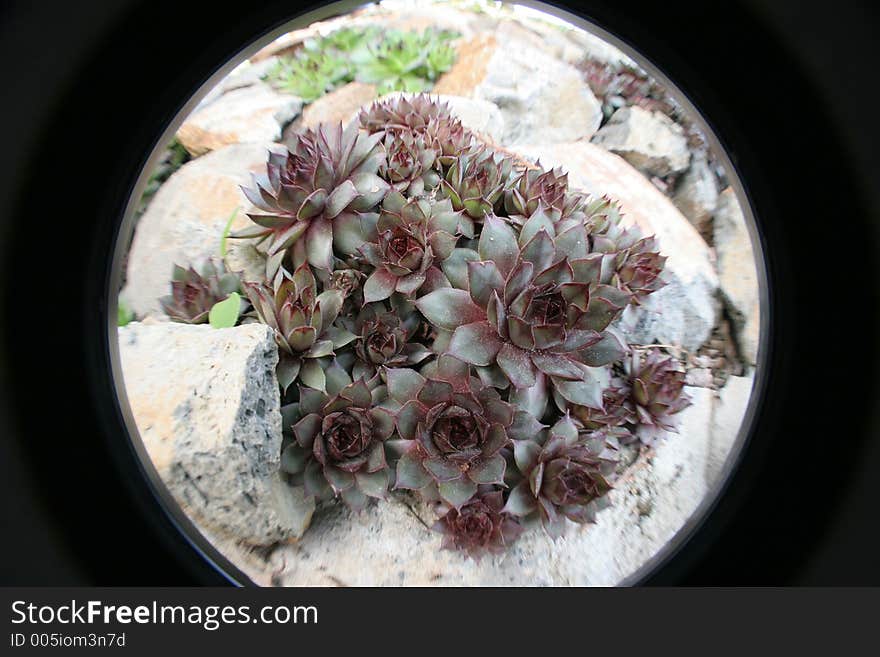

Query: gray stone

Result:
[121,142,277,318]
[433,34,602,147]
[714,187,761,364]
[673,155,719,235]
[706,374,755,488]
[117,322,314,545]
[177,82,301,157]
[514,141,718,351]
[251,386,714,586]
[592,106,691,178]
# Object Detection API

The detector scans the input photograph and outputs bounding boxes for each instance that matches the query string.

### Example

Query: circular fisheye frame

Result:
[110,0,766,586]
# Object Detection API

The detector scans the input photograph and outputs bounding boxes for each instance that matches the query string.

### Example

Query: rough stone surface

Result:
[515,141,718,351]
[706,374,755,488]
[673,155,719,235]
[714,188,761,365]
[433,34,602,147]
[121,142,276,318]
[301,82,378,130]
[591,106,691,178]
[243,386,713,586]
[117,322,314,545]
[177,83,301,157]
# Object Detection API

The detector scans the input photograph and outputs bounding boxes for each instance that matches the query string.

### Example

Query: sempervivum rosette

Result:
[231,122,389,274]
[243,264,355,392]
[160,259,242,324]
[283,379,395,510]
[416,212,630,409]
[185,93,692,556]
[504,415,620,537]
[432,488,524,560]
[346,301,432,380]
[625,348,691,444]
[388,355,516,508]
[356,193,467,302]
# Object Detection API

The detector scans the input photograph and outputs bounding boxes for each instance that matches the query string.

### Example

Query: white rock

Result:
[714,188,761,365]
[177,83,301,157]
[433,34,602,147]
[302,82,379,130]
[247,386,715,586]
[514,141,719,351]
[117,322,314,545]
[121,142,277,318]
[706,374,755,488]
[592,106,691,178]
[673,155,719,234]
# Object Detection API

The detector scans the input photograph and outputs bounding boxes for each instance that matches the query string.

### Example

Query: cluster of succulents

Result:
[162,94,691,559]
[265,26,458,103]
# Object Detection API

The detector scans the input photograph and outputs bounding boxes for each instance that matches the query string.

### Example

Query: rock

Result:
[514,141,718,351]
[562,22,638,68]
[117,322,314,545]
[301,82,378,130]
[350,92,505,145]
[706,374,755,487]
[195,57,283,111]
[177,83,301,157]
[673,155,719,235]
[714,188,761,365]
[433,34,602,147]
[591,106,690,178]
[121,142,276,318]
[253,386,714,586]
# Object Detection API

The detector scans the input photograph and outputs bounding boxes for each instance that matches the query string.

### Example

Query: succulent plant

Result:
[242,264,355,392]
[440,147,515,220]
[389,355,517,508]
[358,94,475,167]
[160,259,242,324]
[232,122,389,274]
[345,301,432,379]
[284,379,395,510]
[416,213,630,406]
[379,129,441,196]
[354,28,459,95]
[356,193,464,302]
[433,488,523,560]
[504,415,620,536]
[566,375,636,430]
[625,348,691,444]
[219,93,687,553]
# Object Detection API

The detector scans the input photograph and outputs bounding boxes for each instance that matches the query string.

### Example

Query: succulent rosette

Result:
[440,147,515,220]
[565,376,636,431]
[232,121,389,274]
[503,166,570,221]
[389,355,521,508]
[189,93,691,554]
[160,259,242,324]
[625,348,691,444]
[504,415,620,536]
[416,212,630,407]
[243,264,355,392]
[432,488,524,560]
[356,193,466,301]
[283,379,395,510]
[379,129,441,196]
[346,301,432,379]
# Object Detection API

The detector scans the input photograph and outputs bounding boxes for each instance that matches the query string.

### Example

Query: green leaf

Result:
[219,206,240,260]
[208,292,241,329]
[117,300,134,327]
